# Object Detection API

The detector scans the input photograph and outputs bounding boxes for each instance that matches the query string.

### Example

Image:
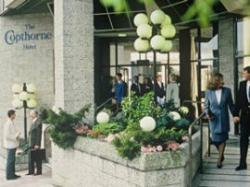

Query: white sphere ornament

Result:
[169,111,181,121]
[26,84,36,93]
[161,40,173,52]
[12,99,23,109]
[27,99,37,108]
[27,93,36,100]
[150,10,165,24]
[140,116,156,132]
[19,91,29,101]
[12,84,22,93]
[96,112,110,124]
[161,24,176,38]
[134,38,150,52]
[137,24,152,39]
[161,14,172,26]
[134,13,149,27]
[150,35,165,50]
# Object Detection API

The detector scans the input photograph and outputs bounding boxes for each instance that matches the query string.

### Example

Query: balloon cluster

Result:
[134,10,176,52]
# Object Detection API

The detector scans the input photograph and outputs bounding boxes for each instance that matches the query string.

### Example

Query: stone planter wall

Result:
[52,130,206,187]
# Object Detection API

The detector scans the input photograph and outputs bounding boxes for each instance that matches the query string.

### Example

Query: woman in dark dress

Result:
[205,73,235,168]
[142,77,153,95]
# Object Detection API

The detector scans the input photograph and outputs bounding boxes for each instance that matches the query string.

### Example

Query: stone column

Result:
[218,17,235,91]
[218,17,236,134]
[54,0,94,119]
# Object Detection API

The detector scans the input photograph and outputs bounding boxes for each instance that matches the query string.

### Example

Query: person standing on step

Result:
[205,73,235,169]
[3,109,21,180]
[234,66,250,171]
[26,110,43,176]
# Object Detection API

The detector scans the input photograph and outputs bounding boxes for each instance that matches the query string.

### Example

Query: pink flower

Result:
[167,142,180,151]
[105,134,116,143]
[141,146,150,153]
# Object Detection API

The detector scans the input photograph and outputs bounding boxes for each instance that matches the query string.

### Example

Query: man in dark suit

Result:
[26,110,43,175]
[131,75,142,96]
[234,66,250,171]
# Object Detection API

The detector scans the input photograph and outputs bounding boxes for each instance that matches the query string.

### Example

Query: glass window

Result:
[237,17,250,56]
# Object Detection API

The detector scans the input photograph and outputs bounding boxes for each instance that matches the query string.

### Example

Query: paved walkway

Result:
[0,164,53,187]
[194,136,250,187]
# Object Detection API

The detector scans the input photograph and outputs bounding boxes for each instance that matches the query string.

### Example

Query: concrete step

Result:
[198,180,250,187]
[200,174,250,182]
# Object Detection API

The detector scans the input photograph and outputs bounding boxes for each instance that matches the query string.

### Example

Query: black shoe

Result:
[235,165,247,171]
[217,163,223,169]
[6,176,20,180]
[26,173,34,175]
[14,174,21,178]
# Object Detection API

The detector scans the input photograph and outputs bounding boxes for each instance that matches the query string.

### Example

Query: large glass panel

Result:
[237,17,250,56]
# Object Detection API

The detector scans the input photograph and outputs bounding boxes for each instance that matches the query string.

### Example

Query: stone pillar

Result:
[218,17,236,134]
[218,17,235,91]
[54,0,94,119]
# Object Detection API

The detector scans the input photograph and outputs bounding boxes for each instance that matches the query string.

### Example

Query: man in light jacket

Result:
[3,109,21,180]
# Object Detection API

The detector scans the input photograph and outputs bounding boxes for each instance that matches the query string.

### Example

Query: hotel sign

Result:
[4,24,52,49]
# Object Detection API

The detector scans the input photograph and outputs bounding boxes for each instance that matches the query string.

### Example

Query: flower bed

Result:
[42,93,194,160]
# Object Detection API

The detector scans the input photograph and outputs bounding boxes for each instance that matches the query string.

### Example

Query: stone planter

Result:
[52,130,202,187]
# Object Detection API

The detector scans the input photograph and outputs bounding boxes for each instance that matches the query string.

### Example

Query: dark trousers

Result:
[6,148,16,179]
[28,149,42,174]
[240,117,250,166]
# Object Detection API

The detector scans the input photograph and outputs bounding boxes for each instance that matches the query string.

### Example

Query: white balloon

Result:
[137,24,152,39]
[161,24,176,38]
[12,84,22,93]
[150,10,165,25]
[169,111,181,121]
[19,91,29,101]
[27,99,37,108]
[140,116,156,132]
[134,13,149,27]
[134,38,150,52]
[161,40,173,52]
[26,83,36,93]
[96,112,110,124]
[12,99,23,109]
[150,35,165,50]
[161,14,172,26]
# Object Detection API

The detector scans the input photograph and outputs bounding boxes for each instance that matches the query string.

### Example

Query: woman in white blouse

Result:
[205,73,235,168]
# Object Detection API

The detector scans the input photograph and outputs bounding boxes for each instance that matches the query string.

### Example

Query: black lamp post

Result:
[12,82,37,143]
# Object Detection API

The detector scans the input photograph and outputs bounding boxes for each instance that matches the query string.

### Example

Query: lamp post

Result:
[133,10,176,93]
[12,83,37,143]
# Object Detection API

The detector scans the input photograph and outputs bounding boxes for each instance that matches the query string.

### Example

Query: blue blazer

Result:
[205,87,235,134]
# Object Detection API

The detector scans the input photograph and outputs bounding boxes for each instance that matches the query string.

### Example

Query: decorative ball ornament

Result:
[136,24,152,39]
[27,93,36,100]
[134,38,150,52]
[140,116,156,132]
[169,111,181,121]
[134,13,149,27]
[12,84,22,94]
[19,91,29,101]
[150,10,165,25]
[161,14,172,26]
[26,84,36,93]
[161,24,176,38]
[12,99,23,109]
[96,111,110,124]
[27,99,37,108]
[150,35,165,50]
[179,106,189,114]
[161,40,173,52]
